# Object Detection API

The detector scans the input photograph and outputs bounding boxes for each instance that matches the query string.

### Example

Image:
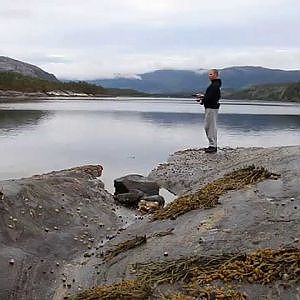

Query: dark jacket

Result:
[203,78,222,109]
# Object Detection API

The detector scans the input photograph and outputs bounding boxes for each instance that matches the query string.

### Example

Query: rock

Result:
[114,189,144,207]
[0,164,122,300]
[114,174,159,195]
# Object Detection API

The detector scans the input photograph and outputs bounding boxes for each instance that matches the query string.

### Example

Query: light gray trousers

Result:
[204,108,219,147]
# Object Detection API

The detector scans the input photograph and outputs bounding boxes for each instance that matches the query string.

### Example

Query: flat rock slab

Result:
[67,146,300,300]
[0,165,123,300]
[1,147,300,300]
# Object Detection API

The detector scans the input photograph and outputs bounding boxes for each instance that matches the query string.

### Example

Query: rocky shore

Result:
[0,146,299,299]
[0,90,104,98]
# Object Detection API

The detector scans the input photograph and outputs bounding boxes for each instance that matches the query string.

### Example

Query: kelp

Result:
[162,285,247,300]
[133,248,300,287]
[152,165,279,221]
[103,235,147,261]
[69,248,299,299]
[69,279,152,300]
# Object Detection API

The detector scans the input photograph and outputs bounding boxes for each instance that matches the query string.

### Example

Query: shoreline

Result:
[0,145,299,299]
[1,90,300,103]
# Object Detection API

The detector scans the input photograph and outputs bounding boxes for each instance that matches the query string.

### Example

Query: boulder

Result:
[113,189,144,206]
[114,174,159,195]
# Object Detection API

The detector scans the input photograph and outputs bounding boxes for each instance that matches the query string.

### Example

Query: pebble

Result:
[163,252,168,257]
[199,237,205,243]
[8,224,13,229]
[9,259,15,265]
[282,273,289,280]
[45,227,50,232]
[55,209,60,213]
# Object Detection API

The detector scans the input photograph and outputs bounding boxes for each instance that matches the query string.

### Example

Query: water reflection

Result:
[0,100,299,193]
[140,111,300,131]
[0,110,51,135]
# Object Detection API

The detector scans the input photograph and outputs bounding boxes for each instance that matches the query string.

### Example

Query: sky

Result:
[1,0,300,79]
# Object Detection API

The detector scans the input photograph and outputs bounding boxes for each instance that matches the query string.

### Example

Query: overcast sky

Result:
[1,0,300,79]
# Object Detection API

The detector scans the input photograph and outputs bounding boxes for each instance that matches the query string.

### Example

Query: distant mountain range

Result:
[0,56,58,82]
[90,67,300,94]
[1,56,300,101]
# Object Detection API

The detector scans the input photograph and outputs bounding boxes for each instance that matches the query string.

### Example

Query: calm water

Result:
[1,97,300,192]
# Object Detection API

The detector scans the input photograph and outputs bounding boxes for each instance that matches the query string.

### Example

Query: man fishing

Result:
[196,69,222,153]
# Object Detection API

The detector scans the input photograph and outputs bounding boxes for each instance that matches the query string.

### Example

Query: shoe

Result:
[205,146,217,153]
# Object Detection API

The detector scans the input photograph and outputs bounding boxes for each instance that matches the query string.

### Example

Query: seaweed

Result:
[69,279,152,300]
[103,235,147,261]
[152,165,280,221]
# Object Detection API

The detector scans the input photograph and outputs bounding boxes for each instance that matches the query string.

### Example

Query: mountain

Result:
[0,56,58,82]
[227,81,300,102]
[90,67,300,94]
[0,71,147,97]
[0,57,146,97]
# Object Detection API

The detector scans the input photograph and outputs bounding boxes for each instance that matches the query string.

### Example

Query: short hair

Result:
[210,69,219,75]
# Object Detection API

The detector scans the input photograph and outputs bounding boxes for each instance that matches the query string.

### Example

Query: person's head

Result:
[208,69,219,81]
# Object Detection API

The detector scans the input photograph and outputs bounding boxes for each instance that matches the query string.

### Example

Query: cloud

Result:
[0,8,32,19]
[0,0,300,79]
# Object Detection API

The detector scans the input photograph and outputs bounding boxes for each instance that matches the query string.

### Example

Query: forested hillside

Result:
[227,81,300,102]
[0,72,146,96]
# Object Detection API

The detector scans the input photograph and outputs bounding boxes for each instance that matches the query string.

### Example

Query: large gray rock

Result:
[114,189,144,206]
[0,165,122,300]
[114,174,159,196]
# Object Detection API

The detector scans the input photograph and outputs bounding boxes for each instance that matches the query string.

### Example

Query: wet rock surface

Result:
[0,146,299,299]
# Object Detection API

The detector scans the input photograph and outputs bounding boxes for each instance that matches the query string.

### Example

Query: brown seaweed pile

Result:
[162,285,246,300]
[69,279,152,300]
[68,248,299,299]
[103,235,147,261]
[152,165,279,221]
[134,248,300,287]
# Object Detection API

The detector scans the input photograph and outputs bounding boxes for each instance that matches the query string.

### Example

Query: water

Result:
[0,97,300,193]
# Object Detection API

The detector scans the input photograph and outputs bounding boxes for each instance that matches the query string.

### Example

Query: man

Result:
[197,69,222,153]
